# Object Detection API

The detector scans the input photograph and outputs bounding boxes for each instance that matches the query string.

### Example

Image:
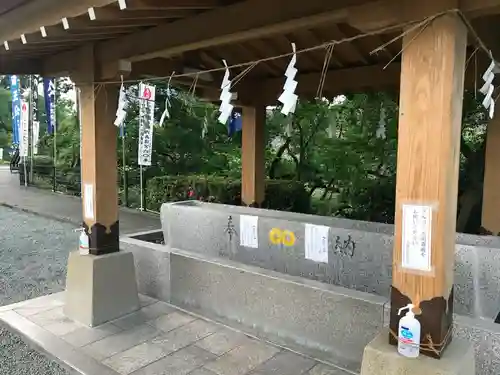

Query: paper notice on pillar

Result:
[138,83,156,166]
[83,184,94,220]
[20,101,29,157]
[240,215,258,248]
[401,204,432,272]
[305,224,329,263]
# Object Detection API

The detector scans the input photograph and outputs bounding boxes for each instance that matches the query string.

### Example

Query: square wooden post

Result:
[241,104,265,207]
[388,13,467,358]
[482,116,500,235]
[78,47,120,256]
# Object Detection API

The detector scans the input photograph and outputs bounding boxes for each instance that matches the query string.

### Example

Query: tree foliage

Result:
[1,75,490,233]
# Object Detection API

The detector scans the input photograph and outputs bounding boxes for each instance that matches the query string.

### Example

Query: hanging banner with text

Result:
[43,78,56,134]
[32,76,39,123]
[137,83,156,166]
[10,75,21,146]
[20,101,29,157]
[32,76,40,155]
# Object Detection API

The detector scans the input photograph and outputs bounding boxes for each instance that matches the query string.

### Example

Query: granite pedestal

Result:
[360,330,475,375]
[64,251,140,327]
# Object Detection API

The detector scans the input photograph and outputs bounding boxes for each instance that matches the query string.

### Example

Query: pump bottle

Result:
[397,303,421,358]
[78,229,89,255]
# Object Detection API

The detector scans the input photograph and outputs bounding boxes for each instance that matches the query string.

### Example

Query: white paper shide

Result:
[305,223,329,263]
[401,204,432,272]
[239,215,258,248]
[138,83,156,166]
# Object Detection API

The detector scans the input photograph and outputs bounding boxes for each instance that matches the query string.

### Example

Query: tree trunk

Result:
[456,188,481,233]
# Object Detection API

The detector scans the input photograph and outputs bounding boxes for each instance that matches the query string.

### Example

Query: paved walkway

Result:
[0,293,347,375]
[0,166,351,375]
[0,166,160,234]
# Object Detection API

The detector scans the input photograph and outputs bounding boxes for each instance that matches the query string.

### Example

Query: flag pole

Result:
[22,76,28,187]
[53,78,57,175]
[28,75,33,184]
[121,126,128,207]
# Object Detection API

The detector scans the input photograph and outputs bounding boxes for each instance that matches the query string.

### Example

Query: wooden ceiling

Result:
[0,0,499,100]
[0,0,33,16]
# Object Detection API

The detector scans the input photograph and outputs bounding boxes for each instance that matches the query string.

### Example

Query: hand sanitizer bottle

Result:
[78,229,89,255]
[397,304,421,358]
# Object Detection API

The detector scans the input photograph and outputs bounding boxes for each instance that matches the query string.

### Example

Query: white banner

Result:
[20,100,29,157]
[32,121,40,155]
[137,83,156,166]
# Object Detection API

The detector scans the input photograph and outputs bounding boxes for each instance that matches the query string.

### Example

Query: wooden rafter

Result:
[80,0,500,62]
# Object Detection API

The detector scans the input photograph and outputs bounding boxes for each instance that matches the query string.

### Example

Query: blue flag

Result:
[10,75,20,146]
[119,123,126,138]
[43,78,56,134]
[228,111,242,137]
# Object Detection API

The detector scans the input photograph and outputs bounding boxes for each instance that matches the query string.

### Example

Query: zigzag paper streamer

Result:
[218,60,234,124]
[480,57,497,119]
[376,105,386,139]
[114,83,127,127]
[159,74,174,127]
[278,43,298,116]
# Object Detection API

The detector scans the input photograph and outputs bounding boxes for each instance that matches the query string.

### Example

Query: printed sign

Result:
[137,83,156,166]
[19,101,29,157]
[401,204,432,272]
[83,184,94,220]
[305,224,329,263]
[240,215,258,248]
[269,228,296,247]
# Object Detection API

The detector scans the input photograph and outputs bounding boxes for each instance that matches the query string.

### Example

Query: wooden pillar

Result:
[241,104,265,207]
[77,46,120,256]
[481,116,500,235]
[389,13,467,358]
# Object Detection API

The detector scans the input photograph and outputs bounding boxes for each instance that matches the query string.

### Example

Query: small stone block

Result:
[360,329,476,375]
[64,251,140,327]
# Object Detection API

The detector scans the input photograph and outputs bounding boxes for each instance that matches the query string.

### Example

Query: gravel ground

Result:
[0,206,78,375]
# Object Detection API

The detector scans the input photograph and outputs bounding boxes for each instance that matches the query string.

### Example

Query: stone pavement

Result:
[0,293,348,375]
[0,166,160,234]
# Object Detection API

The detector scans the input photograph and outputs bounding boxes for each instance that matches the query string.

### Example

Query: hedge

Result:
[146,175,311,213]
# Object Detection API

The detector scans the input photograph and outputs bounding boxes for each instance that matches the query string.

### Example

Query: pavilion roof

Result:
[0,0,498,100]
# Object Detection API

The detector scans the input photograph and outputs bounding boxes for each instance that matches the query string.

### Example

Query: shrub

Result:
[146,175,310,213]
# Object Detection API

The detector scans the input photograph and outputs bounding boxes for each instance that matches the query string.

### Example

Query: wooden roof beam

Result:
[347,0,500,32]
[0,57,41,74]
[92,0,500,63]
[127,0,222,10]
[0,0,116,42]
[92,8,195,20]
[96,0,373,62]
[239,57,483,104]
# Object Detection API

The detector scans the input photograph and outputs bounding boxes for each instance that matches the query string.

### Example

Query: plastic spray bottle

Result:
[78,228,89,255]
[397,304,421,358]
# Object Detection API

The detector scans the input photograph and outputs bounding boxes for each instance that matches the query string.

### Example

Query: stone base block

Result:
[64,251,140,327]
[360,329,475,375]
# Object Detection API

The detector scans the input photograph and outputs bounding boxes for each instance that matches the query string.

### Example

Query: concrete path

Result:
[0,293,346,375]
[0,166,160,234]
